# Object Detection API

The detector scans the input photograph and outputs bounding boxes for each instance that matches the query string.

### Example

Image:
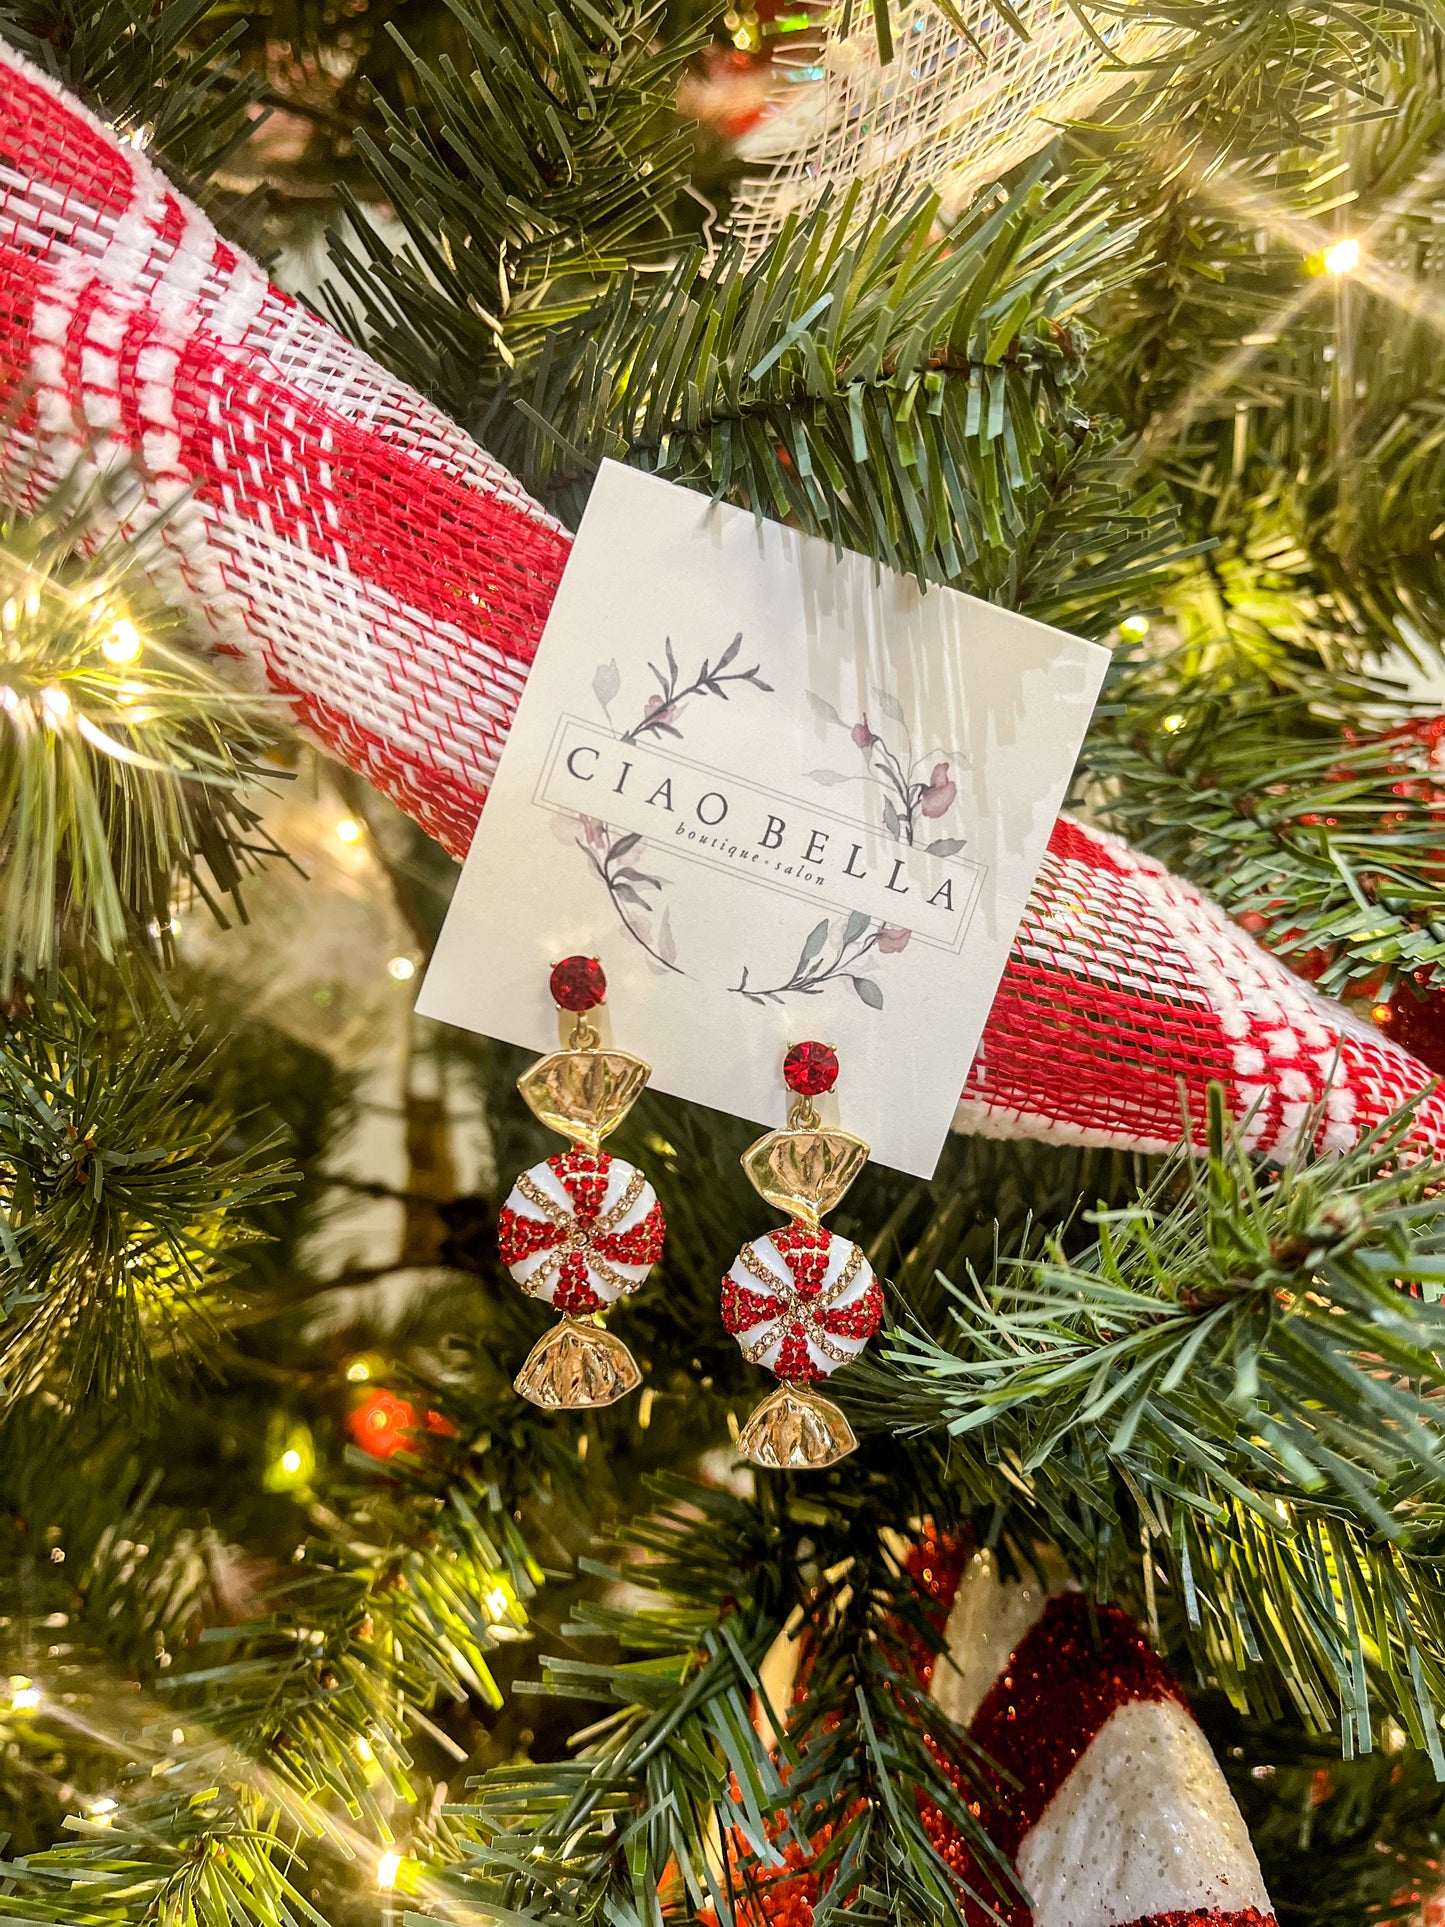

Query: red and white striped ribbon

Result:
[0,45,1440,1162]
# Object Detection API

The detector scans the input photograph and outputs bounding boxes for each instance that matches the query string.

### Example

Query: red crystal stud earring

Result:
[720,1041,883,1469]
[498,957,665,1409]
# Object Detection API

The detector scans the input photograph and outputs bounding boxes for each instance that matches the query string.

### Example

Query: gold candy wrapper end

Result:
[736,1383,858,1470]
[513,1318,643,1410]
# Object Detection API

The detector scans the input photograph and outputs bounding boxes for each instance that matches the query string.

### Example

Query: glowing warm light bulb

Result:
[388,956,416,981]
[102,617,142,664]
[265,1424,315,1491]
[1324,237,1360,275]
[39,685,70,724]
[89,1796,118,1823]
[485,1586,511,1619]
[346,1358,372,1383]
[1162,712,1186,733]
[335,817,362,845]
[9,1676,39,1711]
[1118,614,1150,642]
[377,1851,402,1891]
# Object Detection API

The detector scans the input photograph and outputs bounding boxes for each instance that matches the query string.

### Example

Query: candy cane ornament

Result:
[725,1531,1276,1927]
[0,45,1441,1166]
[918,1542,1275,1927]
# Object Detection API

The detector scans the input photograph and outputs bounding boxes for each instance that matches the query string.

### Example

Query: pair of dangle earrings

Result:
[497,956,882,1468]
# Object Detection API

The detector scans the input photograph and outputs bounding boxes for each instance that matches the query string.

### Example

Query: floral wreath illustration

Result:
[560,646,966,1010]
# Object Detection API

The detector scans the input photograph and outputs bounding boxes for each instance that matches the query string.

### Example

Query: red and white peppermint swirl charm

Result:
[722,1224,881,1384]
[499,1148,664,1314]
[723,1042,881,1470]
[504,958,665,1410]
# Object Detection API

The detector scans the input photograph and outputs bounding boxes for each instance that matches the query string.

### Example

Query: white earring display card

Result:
[419,462,1107,1177]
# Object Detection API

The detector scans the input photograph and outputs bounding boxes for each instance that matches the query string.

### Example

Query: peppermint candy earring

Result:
[499,957,665,1410]
[721,1043,884,1470]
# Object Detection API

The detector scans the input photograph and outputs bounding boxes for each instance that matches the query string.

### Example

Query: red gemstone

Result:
[550,955,606,1012]
[783,1040,838,1097]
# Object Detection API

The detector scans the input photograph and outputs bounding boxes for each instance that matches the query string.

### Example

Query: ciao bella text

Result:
[563,742,959,912]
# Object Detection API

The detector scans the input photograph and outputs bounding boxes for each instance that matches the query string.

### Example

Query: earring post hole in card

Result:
[418,462,1108,1179]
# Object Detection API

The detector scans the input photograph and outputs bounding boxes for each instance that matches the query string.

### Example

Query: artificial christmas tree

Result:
[1,2,1445,1926]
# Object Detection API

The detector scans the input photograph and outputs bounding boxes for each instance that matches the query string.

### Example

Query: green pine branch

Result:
[0,1788,330,1927]
[0,974,292,1406]
[1084,25,1445,667]
[0,1392,546,1922]
[852,1089,1445,1761]
[1084,664,1445,996]
[1203,1699,1445,1927]
[1095,0,1415,154]
[0,489,284,991]
[324,0,703,407]
[0,0,268,215]
[429,1472,1013,1927]
[486,169,1188,623]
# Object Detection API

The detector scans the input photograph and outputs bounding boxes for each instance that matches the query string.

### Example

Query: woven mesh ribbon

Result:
[0,47,1440,1161]
[728,0,1175,260]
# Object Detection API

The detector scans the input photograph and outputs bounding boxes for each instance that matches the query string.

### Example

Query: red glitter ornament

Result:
[697,1757,867,1927]
[783,1041,838,1097]
[549,955,606,1012]
[1374,976,1445,1077]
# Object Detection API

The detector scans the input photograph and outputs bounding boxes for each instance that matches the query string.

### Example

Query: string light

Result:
[8,1676,39,1711]
[264,1421,315,1492]
[376,1851,402,1891]
[387,956,416,981]
[334,817,362,844]
[1118,614,1150,642]
[101,617,141,664]
[348,1387,457,1460]
[1323,237,1360,276]
[1162,712,1186,733]
[345,1356,374,1383]
[89,1796,118,1824]
[349,1388,415,1460]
